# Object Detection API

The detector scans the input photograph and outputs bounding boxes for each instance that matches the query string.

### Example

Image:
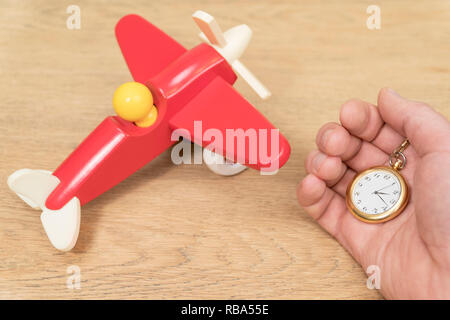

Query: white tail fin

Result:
[192,10,271,100]
[8,169,80,251]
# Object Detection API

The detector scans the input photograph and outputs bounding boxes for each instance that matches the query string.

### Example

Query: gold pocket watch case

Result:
[346,166,409,224]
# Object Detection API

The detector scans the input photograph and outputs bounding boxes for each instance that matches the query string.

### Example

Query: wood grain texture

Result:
[0,0,449,299]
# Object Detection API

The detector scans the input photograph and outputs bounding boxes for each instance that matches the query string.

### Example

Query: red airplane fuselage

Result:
[46,44,236,210]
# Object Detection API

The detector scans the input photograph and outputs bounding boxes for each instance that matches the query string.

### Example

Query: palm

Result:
[297,88,450,299]
[361,150,449,299]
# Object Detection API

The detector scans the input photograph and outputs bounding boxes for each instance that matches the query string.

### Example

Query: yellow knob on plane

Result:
[113,82,158,127]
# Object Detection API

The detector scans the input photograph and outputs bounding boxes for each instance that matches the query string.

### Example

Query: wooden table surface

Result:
[0,0,449,299]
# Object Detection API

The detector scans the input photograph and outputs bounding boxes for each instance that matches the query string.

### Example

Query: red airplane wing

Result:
[115,14,187,83]
[169,77,291,171]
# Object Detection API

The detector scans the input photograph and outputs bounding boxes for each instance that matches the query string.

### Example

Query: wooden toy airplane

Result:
[7,11,291,251]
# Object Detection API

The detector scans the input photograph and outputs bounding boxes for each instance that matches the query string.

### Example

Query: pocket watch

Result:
[346,140,410,223]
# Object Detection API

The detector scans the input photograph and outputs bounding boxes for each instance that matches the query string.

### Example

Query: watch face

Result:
[351,169,402,215]
[346,166,409,223]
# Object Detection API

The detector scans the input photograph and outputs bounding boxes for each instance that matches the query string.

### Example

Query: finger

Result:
[297,174,381,263]
[339,99,412,156]
[378,88,450,156]
[371,123,407,154]
[316,120,403,163]
[340,99,384,142]
[316,122,352,157]
[297,174,332,216]
[316,122,362,160]
[305,150,346,184]
[305,149,357,195]
[345,141,388,172]
[326,162,348,187]
[331,168,357,197]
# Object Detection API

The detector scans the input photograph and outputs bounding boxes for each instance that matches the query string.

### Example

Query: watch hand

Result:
[375,182,396,193]
[376,194,388,206]
[374,191,390,195]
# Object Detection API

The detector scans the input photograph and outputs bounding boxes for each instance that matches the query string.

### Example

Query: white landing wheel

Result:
[203,148,248,176]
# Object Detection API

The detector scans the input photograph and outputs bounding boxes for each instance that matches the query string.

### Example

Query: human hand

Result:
[297,88,450,299]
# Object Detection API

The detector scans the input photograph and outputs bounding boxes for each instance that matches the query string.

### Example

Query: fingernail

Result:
[313,152,326,172]
[387,88,401,98]
[321,128,332,148]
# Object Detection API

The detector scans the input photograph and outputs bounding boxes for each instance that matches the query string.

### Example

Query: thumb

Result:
[377,88,450,156]
[379,88,450,266]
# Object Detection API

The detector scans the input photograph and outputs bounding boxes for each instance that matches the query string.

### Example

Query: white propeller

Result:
[192,10,271,100]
